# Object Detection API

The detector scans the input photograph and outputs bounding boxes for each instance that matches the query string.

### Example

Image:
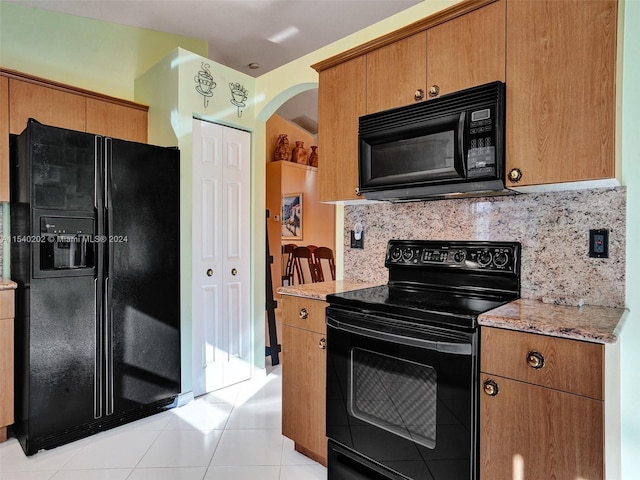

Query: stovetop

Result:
[327,240,521,330]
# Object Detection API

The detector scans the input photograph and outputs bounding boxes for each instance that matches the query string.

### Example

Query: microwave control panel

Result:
[466,106,497,178]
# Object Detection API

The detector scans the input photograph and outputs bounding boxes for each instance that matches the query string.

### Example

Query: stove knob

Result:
[390,248,402,262]
[478,250,492,267]
[453,250,466,263]
[494,251,509,268]
[402,248,414,261]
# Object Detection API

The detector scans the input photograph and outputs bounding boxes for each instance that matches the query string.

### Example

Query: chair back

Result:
[292,246,318,284]
[282,243,296,286]
[313,247,336,282]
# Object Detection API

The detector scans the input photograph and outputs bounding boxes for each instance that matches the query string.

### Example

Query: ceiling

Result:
[8,0,422,134]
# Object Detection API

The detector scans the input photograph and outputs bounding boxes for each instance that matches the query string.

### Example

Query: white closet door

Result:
[192,119,251,396]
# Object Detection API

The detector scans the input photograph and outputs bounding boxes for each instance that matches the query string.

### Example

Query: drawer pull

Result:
[527,351,545,369]
[319,338,326,350]
[299,308,309,320]
[483,379,499,396]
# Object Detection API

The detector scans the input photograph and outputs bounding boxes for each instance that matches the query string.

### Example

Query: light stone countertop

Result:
[277,280,380,301]
[0,279,17,291]
[478,298,629,344]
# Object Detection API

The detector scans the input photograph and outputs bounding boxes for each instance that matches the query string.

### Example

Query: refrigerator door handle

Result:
[104,275,114,416]
[94,278,103,419]
[105,138,115,416]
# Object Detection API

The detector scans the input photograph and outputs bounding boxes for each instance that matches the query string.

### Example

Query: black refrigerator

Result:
[10,119,181,455]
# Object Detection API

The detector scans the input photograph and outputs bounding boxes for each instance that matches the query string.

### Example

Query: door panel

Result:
[108,139,181,413]
[28,277,97,438]
[192,119,251,395]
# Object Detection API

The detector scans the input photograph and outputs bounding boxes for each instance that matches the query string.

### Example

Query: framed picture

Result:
[282,193,303,240]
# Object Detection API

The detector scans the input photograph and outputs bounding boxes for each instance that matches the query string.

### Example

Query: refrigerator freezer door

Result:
[107,139,181,414]
[24,277,99,443]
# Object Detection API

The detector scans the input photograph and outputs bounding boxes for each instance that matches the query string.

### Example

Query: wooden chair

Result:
[292,246,318,284]
[281,244,296,286]
[313,247,336,282]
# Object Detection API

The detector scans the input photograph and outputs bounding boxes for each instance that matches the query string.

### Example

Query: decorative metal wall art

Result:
[194,63,216,108]
[229,82,248,117]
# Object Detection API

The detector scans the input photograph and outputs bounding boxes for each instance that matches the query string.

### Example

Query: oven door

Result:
[326,307,478,480]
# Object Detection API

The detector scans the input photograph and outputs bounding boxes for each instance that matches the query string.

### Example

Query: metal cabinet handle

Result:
[414,88,425,101]
[527,351,545,369]
[508,168,523,183]
[483,379,499,396]
[355,187,362,196]
[319,338,327,350]
[231,268,238,276]
[206,269,214,277]
[428,85,440,98]
[299,308,308,320]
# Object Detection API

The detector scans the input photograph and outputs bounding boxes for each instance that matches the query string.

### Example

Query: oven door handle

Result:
[327,316,472,355]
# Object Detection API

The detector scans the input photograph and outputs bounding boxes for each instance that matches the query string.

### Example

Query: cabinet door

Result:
[86,98,148,143]
[427,0,505,97]
[480,374,603,480]
[317,56,366,202]
[0,290,15,441]
[282,324,327,465]
[0,75,9,202]
[366,32,427,113]
[9,79,86,134]
[505,0,617,187]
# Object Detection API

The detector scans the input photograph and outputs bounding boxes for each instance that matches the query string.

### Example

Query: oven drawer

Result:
[481,326,603,399]
[282,295,327,334]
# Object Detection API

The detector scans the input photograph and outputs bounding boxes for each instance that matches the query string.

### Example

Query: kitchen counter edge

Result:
[0,279,17,291]
[277,280,380,302]
[478,298,629,344]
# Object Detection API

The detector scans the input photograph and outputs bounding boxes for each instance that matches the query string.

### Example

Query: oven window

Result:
[349,348,437,449]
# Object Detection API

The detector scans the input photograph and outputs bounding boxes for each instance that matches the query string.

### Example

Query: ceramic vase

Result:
[291,141,309,165]
[274,134,291,162]
[308,145,318,167]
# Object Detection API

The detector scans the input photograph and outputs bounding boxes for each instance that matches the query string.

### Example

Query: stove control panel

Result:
[385,241,520,273]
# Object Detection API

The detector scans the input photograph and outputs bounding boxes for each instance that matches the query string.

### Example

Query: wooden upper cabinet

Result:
[366,32,427,113]
[9,79,86,134]
[505,0,617,187]
[0,76,9,202]
[86,98,147,143]
[427,0,505,96]
[317,56,366,202]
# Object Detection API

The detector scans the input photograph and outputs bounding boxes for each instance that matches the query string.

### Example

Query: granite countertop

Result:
[478,298,629,344]
[277,280,380,301]
[0,279,17,291]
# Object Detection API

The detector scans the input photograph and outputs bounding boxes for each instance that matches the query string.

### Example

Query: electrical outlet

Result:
[589,229,609,258]
[350,230,364,249]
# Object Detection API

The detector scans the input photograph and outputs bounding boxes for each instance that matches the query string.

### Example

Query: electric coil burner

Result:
[325,240,521,480]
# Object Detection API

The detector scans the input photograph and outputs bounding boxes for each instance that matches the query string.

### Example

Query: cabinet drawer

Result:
[481,327,603,400]
[0,290,14,320]
[282,296,327,334]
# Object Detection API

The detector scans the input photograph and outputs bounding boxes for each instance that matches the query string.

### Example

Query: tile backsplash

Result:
[343,187,626,308]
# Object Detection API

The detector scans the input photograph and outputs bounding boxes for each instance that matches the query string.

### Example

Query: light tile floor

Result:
[0,363,327,480]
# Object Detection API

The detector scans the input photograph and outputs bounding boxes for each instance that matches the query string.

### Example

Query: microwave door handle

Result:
[458,111,467,176]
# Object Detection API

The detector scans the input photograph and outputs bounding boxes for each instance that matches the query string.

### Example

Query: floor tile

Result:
[137,430,222,468]
[60,430,160,470]
[49,469,131,480]
[0,472,56,480]
[210,429,283,466]
[225,399,282,430]
[203,466,280,480]
[280,464,328,480]
[164,400,233,433]
[126,467,207,480]
[0,438,86,473]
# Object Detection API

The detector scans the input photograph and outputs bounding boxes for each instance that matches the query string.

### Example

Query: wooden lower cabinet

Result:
[281,295,328,465]
[480,326,604,479]
[0,289,16,443]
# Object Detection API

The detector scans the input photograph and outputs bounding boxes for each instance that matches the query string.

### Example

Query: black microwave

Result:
[358,81,510,201]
